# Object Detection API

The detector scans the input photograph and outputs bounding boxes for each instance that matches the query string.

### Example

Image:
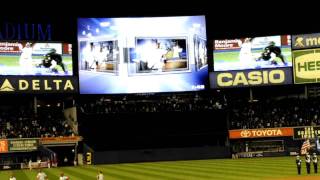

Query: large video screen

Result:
[0,41,73,75]
[78,16,207,94]
[214,35,292,71]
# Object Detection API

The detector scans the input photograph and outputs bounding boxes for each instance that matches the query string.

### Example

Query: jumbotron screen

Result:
[0,41,73,75]
[78,16,207,94]
[213,35,292,71]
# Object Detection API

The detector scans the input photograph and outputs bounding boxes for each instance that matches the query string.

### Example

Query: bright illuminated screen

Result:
[214,35,292,71]
[78,16,207,94]
[0,41,73,75]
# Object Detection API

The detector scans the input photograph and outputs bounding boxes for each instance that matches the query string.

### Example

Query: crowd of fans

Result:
[79,92,226,114]
[229,97,320,129]
[0,105,74,139]
[1,91,320,139]
[79,92,320,130]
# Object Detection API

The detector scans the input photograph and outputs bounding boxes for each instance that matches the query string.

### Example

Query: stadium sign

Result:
[8,139,39,152]
[229,127,293,139]
[0,76,78,93]
[40,136,82,145]
[210,68,292,88]
[0,140,8,153]
[292,33,320,50]
[0,22,51,40]
[293,126,320,140]
[293,48,320,84]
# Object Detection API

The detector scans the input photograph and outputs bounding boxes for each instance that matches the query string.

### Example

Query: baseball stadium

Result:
[1,3,320,180]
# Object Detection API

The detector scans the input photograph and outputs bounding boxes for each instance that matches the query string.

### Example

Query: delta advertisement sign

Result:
[229,127,294,139]
[0,76,78,94]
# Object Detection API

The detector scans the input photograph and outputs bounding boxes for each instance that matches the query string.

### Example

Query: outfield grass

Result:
[1,157,319,180]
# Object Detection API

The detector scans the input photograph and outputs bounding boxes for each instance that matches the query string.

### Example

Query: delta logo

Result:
[0,78,75,92]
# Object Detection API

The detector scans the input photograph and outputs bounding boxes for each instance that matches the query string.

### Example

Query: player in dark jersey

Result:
[296,155,302,175]
[40,49,68,74]
[313,153,318,173]
[256,41,287,66]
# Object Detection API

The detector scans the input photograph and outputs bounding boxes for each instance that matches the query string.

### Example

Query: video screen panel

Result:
[214,35,292,71]
[78,16,207,94]
[129,37,188,74]
[0,41,73,75]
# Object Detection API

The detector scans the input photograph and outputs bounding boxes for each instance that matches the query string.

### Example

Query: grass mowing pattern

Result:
[0,157,319,180]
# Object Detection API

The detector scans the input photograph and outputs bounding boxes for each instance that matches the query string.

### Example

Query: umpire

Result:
[296,155,302,175]
[313,153,318,173]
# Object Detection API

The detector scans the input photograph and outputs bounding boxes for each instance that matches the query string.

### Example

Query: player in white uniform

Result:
[59,172,69,180]
[9,172,16,180]
[36,169,48,180]
[19,42,33,74]
[239,38,255,69]
[97,171,104,180]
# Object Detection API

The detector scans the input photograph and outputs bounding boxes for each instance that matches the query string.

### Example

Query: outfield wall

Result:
[91,146,230,164]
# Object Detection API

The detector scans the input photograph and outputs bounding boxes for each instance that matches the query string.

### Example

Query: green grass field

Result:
[1,157,319,180]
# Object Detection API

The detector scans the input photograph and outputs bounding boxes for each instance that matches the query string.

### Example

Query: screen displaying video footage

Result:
[0,41,73,75]
[79,40,119,73]
[129,38,188,74]
[214,35,292,71]
[78,16,207,94]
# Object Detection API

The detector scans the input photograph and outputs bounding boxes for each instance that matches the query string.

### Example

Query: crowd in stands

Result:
[79,92,320,130]
[229,97,320,129]
[79,92,226,114]
[2,91,320,139]
[0,105,74,139]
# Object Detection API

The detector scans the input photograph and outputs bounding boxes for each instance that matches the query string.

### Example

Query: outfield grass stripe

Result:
[166,161,295,177]
[100,165,181,180]
[144,162,269,179]
[63,165,132,180]
[1,157,320,180]
[22,169,38,180]
[58,166,94,180]
[72,166,135,180]
[43,168,60,179]
[46,167,81,180]
[118,163,211,180]
[179,161,294,171]
[172,159,295,170]
[68,166,124,180]
[123,163,246,180]
[83,164,155,180]
[145,162,257,180]
[149,160,276,178]
[13,169,30,180]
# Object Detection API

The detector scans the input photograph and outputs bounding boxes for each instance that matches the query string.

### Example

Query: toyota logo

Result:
[240,130,251,138]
